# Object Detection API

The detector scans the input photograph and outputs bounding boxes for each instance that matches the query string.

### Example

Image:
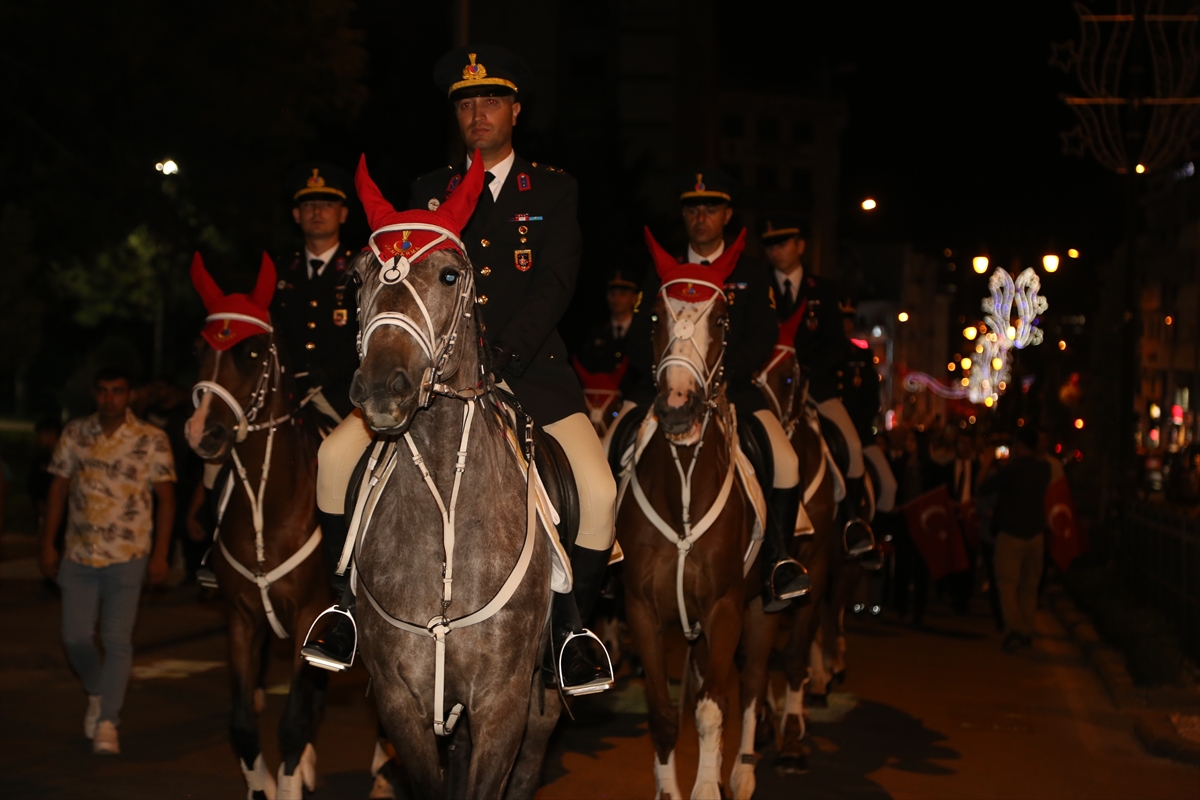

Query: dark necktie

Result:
[309,258,323,279]
[779,278,794,317]
[474,171,496,225]
[699,259,710,266]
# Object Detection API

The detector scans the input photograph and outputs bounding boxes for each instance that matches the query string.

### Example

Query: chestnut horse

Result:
[573,355,627,438]
[185,253,331,799]
[345,155,561,799]
[616,228,779,800]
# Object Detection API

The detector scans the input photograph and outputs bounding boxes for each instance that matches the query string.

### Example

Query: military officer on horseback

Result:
[617,172,811,612]
[763,219,875,556]
[304,46,617,697]
[274,163,360,426]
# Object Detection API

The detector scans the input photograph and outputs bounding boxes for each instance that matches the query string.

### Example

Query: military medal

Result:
[514,250,532,271]
[333,309,348,326]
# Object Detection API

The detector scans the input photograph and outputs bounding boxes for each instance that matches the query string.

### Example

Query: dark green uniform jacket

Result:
[271,248,360,419]
[408,154,585,425]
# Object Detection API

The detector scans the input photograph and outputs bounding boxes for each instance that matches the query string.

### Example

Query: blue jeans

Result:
[57,557,147,726]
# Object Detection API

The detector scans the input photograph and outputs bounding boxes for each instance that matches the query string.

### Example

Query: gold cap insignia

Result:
[448,52,518,97]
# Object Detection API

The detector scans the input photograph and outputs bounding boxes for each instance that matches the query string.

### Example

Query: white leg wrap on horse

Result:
[276,762,303,800]
[753,409,800,488]
[654,750,682,800]
[730,701,757,800]
[299,744,316,792]
[785,681,807,739]
[241,753,277,800]
[816,397,864,478]
[544,412,617,552]
[692,697,724,800]
[316,410,373,514]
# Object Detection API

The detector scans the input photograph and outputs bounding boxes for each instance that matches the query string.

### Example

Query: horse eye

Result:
[440,268,459,286]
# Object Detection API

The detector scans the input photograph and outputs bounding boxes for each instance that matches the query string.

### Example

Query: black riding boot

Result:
[550,546,615,696]
[842,476,876,558]
[762,485,811,613]
[301,511,358,672]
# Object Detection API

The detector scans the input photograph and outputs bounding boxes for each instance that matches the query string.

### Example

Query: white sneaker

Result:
[84,695,101,739]
[93,720,119,755]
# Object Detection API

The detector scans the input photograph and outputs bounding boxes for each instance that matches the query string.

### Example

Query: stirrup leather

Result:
[557,628,615,697]
[301,605,358,672]
[770,558,810,600]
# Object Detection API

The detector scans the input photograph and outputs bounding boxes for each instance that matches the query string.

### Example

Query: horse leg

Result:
[275,662,327,799]
[461,678,534,799]
[229,610,275,799]
[374,680,443,799]
[369,727,399,800]
[776,594,820,774]
[503,673,563,800]
[626,596,681,800]
[692,595,742,800]
[731,596,778,800]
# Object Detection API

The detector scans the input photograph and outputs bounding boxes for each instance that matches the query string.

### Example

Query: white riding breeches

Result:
[315,407,616,553]
[815,397,864,479]
[752,409,800,489]
[863,443,896,512]
[317,410,373,514]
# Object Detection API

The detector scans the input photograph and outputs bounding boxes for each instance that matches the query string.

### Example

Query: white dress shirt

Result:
[465,150,516,202]
[305,243,340,280]
[774,266,803,306]
[954,458,974,503]
[686,240,725,264]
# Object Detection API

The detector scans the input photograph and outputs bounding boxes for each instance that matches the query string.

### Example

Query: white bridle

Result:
[653,279,727,402]
[753,343,801,434]
[192,313,290,443]
[357,223,480,408]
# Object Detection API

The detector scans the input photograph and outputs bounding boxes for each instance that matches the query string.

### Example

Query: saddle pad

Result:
[806,405,846,503]
[500,423,573,595]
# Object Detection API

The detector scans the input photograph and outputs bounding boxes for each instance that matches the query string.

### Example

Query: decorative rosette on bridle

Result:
[191,252,276,351]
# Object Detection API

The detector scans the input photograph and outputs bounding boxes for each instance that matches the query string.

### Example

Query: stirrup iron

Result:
[770,558,810,601]
[557,628,615,697]
[301,605,357,672]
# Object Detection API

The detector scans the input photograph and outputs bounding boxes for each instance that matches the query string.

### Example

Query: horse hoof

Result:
[774,751,809,774]
[368,773,396,799]
[807,692,828,708]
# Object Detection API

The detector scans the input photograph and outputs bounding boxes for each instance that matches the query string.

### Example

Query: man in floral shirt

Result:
[40,366,176,755]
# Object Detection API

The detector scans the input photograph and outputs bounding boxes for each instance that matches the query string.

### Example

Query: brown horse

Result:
[573,355,627,438]
[616,229,779,800]
[750,326,842,774]
[184,253,332,799]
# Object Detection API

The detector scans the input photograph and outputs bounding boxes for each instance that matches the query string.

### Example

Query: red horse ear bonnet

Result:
[191,252,276,351]
[643,226,746,301]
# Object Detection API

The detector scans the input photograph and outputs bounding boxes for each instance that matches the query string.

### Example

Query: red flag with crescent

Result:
[902,484,970,580]
[1045,476,1087,571]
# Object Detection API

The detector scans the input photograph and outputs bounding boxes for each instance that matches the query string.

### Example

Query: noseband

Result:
[192,314,290,442]
[653,279,728,405]
[358,222,482,407]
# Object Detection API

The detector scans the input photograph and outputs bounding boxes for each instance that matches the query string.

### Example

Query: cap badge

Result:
[307,168,326,189]
[463,53,488,81]
[694,173,705,192]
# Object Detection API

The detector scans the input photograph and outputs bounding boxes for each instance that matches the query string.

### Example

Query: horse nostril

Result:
[349,370,368,405]
[388,368,412,395]
[206,423,228,442]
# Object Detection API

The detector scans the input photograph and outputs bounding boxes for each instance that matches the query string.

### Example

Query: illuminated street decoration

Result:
[904,267,1047,405]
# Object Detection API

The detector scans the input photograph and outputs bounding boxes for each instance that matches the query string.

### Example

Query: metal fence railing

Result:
[1121,500,1200,661]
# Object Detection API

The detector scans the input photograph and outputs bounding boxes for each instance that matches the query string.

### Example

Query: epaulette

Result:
[531,161,566,175]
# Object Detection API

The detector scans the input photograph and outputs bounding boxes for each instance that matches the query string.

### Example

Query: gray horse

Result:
[347,155,560,799]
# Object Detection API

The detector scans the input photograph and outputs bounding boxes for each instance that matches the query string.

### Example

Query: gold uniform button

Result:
[478,295,489,305]
[305,342,316,350]
[309,300,318,308]
[520,237,527,243]
[481,239,490,247]
[481,266,492,276]
[518,225,529,235]
[307,321,316,329]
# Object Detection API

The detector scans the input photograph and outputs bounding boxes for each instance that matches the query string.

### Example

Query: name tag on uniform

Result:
[333,309,348,326]
[515,250,532,271]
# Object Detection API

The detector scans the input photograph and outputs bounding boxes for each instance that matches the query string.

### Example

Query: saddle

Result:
[817,412,851,478]
[737,412,774,494]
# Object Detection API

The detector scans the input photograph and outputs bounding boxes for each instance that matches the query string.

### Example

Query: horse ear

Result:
[354,154,397,231]
[190,251,225,311]
[249,252,277,309]
[437,149,486,235]
[709,228,746,283]
[643,226,680,279]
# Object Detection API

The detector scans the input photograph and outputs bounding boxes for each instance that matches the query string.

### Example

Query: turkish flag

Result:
[960,500,981,550]
[1045,477,1087,571]
[902,485,971,580]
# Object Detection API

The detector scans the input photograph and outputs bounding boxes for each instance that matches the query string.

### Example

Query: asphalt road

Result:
[1,555,1196,799]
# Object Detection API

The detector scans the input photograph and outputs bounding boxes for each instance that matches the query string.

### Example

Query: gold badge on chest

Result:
[514,250,532,271]
[333,309,348,326]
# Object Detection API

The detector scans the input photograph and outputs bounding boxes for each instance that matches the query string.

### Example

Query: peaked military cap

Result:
[607,270,639,291]
[760,215,807,246]
[838,296,857,315]
[434,46,531,101]
[289,162,353,205]
[678,169,738,206]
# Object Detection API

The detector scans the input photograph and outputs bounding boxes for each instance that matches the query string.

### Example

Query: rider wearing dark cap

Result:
[763,218,874,556]
[577,270,639,374]
[618,171,812,613]
[305,46,617,696]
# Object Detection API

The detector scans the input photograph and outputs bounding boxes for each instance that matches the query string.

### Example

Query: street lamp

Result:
[155,159,179,175]
[897,311,909,322]
[1043,254,1060,272]
[861,198,877,210]
[1068,248,1080,258]
[972,256,989,274]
